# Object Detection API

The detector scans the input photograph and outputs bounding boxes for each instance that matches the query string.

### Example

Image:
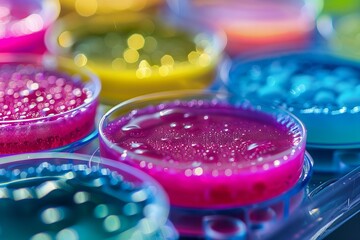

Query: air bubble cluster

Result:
[0,64,92,121]
[228,56,360,109]
[104,101,301,168]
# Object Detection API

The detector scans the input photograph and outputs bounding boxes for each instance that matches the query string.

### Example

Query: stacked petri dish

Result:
[98,90,312,238]
[0,152,177,239]
[0,54,100,155]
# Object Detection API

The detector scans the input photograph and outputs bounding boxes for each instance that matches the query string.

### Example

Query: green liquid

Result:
[322,0,360,14]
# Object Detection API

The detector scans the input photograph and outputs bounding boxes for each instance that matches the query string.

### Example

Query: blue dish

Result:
[225,52,360,148]
[0,152,177,239]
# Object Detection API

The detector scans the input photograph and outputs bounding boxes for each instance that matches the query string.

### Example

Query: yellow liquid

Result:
[59,0,163,16]
[53,14,222,105]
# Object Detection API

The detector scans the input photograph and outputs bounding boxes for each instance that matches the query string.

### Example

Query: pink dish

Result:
[0,0,60,53]
[167,0,317,56]
[0,54,100,154]
[99,91,307,208]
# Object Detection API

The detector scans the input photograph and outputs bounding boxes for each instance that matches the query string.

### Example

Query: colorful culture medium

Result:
[0,56,99,154]
[46,13,224,104]
[0,153,172,239]
[226,53,360,147]
[100,92,306,208]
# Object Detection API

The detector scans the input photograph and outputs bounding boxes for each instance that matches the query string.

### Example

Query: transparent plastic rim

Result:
[306,141,360,150]
[48,128,98,153]
[99,90,307,171]
[38,0,61,28]
[0,53,101,124]
[170,151,313,211]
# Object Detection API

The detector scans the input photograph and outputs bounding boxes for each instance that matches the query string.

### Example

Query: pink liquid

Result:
[192,0,314,56]
[0,0,58,53]
[100,101,306,208]
[0,64,97,154]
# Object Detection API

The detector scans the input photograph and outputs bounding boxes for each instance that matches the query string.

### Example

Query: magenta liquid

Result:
[0,0,59,53]
[0,63,97,154]
[100,101,306,208]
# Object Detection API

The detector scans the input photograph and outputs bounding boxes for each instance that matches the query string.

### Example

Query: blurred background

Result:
[0,0,359,239]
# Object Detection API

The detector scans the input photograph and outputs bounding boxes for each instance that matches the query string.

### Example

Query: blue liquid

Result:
[227,53,360,147]
[0,162,159,239]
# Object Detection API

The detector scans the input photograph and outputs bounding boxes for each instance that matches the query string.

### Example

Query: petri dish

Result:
[167,0,319,56]
[171,153,312,237]
[0,0,60,53]
[0,152,176,239]
[225,52,360,149]
[99,90,308,208]
[0,54,100,155]
[45,13,225,105]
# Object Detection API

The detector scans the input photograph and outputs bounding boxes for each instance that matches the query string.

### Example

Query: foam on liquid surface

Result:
[0,63,97,154]
[105,103,297,166]
[0,64,91,121]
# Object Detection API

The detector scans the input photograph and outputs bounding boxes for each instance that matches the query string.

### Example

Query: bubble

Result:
[131,189,148,202]
[337,91,360,108]
[224,169,232,176]
[73,191,90,204]
[273,160,281,167]
[103,215,121,232]
[128,34,145,50]
[41,207,66,224]
[123,48,139,63]
[30,233,52,240]
[12,188,34,201]
[0,64,92,122]
[193,167,203,176]
[56,228,79,240]
[123,202,140,216]
[184,124,192,129]
[185,169,192,177]
[314,90,336,105]
[105,101,297,169]
[0,188,10,199]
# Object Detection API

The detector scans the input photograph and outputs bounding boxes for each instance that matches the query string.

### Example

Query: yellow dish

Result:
[46,13,225,105]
